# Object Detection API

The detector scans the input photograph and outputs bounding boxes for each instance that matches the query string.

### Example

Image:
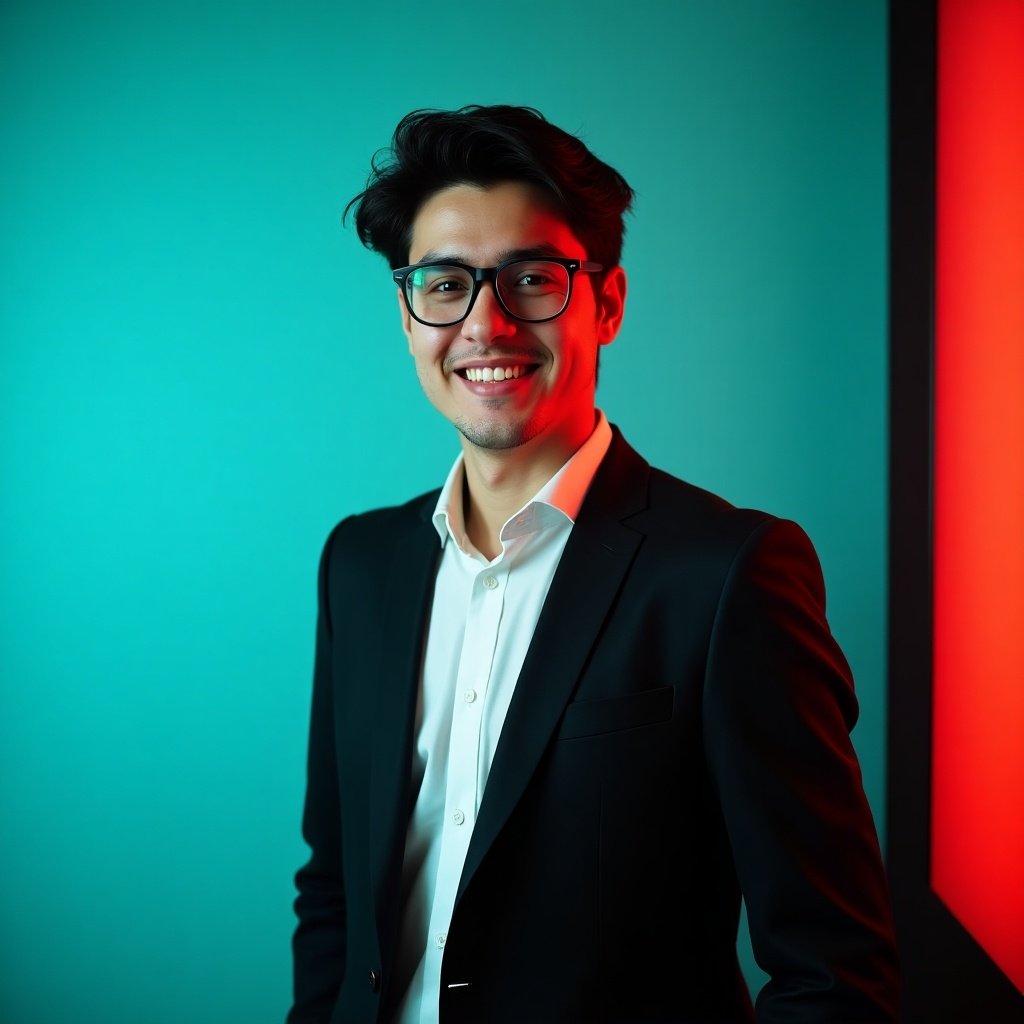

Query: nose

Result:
[460,281,517,345]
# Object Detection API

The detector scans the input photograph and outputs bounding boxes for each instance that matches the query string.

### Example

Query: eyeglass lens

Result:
[405,260,571,325]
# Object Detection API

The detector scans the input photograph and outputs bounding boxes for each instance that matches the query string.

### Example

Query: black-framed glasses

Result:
[393,256,603,327]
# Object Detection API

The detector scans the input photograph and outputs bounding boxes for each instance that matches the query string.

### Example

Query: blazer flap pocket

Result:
[557,686,674,741]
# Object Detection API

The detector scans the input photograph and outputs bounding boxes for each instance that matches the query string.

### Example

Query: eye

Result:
[505,261,567,294]
[409,266,472,301]
[431,277,469,294]
[515,271,555,287]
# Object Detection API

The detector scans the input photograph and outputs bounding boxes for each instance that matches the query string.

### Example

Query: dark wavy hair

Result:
[345,105,634,270]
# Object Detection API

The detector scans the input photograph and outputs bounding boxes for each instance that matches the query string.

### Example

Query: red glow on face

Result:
[932,0,1024,994]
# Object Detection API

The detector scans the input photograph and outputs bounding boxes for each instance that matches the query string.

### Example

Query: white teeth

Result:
[465,365,524,382]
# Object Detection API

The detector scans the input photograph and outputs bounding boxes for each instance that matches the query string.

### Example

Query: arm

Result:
[288,525,346,1023]
[704,517,901,1022]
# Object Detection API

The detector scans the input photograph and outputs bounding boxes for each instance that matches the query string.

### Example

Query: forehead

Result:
[408,181,583,264]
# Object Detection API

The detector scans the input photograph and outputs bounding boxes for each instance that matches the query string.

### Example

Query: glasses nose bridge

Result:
[466,265,509,320]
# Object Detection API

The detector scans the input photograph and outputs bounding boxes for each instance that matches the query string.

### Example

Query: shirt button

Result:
[463,689,477,704]
[452,809,465,825]
[436,933,447,948]
[482,574,498,590]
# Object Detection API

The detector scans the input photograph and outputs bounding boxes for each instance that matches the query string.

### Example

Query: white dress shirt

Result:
[391,412,613,1024]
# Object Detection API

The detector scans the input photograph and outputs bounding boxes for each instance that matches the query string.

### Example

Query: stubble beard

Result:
[453,412,539,451]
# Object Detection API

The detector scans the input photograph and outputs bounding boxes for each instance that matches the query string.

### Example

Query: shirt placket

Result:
[421,556,508,994]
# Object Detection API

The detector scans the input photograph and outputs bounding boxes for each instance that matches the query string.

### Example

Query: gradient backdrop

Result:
[0,3,887,1021]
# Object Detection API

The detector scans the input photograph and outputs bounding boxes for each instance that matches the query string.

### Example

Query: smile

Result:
[458,365,537,383]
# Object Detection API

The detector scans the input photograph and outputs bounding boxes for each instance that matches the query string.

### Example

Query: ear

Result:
[397,287,414,354]
[595,266,627,347]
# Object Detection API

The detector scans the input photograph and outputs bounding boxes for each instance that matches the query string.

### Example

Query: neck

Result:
[459,416,596,560]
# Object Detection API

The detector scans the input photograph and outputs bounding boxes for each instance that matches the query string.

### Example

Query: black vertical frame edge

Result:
[886,0,936,926]
[887,1,1024,1018]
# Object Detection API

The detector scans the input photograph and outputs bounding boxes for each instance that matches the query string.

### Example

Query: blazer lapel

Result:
[368,496,440,956]
[456,431,650,904]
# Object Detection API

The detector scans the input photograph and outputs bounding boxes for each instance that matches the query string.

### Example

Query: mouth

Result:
[457,364,538,383]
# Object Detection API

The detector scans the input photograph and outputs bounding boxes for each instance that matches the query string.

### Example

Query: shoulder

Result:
[647,466,814,556]
[319,487,440,575]
[656,481,822,619]
[335,488,439,539]
[606,432,821,587]
[636,457,807,559]
[604,424,770,533]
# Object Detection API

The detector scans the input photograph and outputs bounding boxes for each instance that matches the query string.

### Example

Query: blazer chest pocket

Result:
[556,686,674,741]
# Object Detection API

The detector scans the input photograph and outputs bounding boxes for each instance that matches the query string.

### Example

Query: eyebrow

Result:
[415,244,570,265]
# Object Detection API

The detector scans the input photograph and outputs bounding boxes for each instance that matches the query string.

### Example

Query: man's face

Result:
[399,180,625,457]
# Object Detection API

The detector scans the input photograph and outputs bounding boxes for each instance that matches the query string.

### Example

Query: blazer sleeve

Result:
[703,517,901,1023]
[288,523,347,1023]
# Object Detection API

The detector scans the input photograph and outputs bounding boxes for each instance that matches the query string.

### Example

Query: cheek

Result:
[408,328,439,363]
[413,356,436,392]
[408,330,452,383]
[556,323,599,369]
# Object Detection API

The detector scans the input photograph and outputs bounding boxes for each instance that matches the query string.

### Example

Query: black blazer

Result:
[289,429,900,1023]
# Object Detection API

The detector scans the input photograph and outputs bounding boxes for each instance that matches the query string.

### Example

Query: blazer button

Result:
[368,968,380,993]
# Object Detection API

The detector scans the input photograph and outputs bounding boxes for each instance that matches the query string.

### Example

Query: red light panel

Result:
[932,0,1024,994]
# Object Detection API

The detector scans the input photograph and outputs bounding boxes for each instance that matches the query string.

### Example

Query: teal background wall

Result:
[0,2,887,1020]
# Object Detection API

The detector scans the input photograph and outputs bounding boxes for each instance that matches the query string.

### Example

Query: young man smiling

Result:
[288,105,900,1024]
[399,179,625,559]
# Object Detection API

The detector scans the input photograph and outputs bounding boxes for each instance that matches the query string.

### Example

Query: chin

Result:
[455,418,537,451]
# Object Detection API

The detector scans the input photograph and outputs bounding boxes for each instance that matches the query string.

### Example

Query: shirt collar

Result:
[431,410,613,550]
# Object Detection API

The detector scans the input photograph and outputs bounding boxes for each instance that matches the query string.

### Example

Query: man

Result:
[288,104,900,1023]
